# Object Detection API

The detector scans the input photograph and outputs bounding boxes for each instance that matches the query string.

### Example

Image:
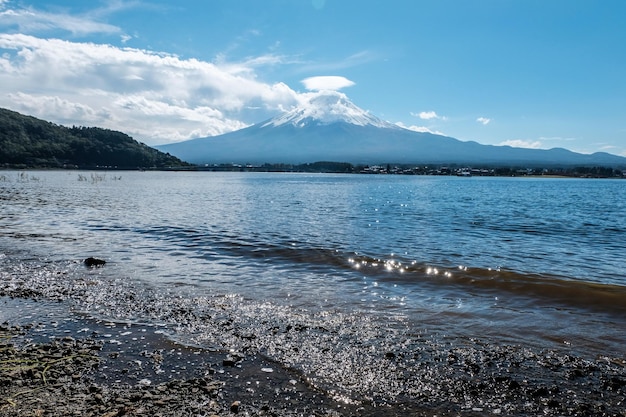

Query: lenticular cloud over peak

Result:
[301,76,355,91]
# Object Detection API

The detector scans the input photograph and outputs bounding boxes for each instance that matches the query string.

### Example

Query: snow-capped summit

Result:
[263,90,399,129]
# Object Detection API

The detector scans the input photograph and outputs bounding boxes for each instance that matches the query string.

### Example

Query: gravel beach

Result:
[1,292,625,417]
[0,316,357,417]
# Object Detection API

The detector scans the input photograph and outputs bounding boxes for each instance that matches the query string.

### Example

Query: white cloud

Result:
[395,122,444,135]
[7,92,106,123]
[410,110,448,122]
[0,34,301,144]
[0,4,121,36]
[499,139,543,149]
[401,111,447,135]
[301,76,355,91]
[411,110,437,120]
[476,117,491,125]
[538,136,576,142]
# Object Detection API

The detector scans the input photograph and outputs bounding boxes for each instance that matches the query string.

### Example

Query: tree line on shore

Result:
[0,108,189,169]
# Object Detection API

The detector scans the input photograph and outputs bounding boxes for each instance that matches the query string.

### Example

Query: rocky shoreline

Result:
[1,324,247,417]
[1,297,625,417]
[0,319,362,417]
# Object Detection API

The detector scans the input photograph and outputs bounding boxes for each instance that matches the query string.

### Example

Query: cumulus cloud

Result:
[301,76,355,91]
[7,92,107,123]
[476,117,491,125]
[0,34,300,144]
[410,110,437,120]
[499,139,543,149]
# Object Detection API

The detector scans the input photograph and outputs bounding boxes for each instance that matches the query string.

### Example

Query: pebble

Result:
[230,400,241,413]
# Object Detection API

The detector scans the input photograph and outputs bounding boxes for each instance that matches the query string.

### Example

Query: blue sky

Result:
[0,0,624,156]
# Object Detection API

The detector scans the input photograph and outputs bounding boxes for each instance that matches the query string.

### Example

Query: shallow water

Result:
[1,170,625,361]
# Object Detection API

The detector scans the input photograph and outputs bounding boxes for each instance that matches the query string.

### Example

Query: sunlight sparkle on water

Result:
[426,267,439,275]
[385,259,402,272]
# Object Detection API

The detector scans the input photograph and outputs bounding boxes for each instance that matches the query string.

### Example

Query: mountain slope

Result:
[156,91,626,167]
[0,108,189,169]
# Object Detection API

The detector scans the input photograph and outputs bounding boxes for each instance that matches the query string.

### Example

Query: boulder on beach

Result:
[84,257,106,267]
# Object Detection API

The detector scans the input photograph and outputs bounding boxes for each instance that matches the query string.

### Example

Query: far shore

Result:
[1,165,624,179]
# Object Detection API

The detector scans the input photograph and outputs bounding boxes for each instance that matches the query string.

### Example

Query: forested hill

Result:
[0,108,189,169]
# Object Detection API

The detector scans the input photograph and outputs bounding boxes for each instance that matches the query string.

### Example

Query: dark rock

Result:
[222,353,244,367]
[84,257,106,267]
[230,400,241,413]
[222,359,236,367]
[532,386,549,397]
[508,379,521,389]
[465,361,481,373]
[567,368,585,379]
[547,399,560,408]
[602,376,626,391]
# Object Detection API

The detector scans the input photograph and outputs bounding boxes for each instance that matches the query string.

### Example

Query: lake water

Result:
[1,170,625,404]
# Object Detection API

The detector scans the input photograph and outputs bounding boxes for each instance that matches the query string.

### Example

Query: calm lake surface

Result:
[1,171,625,360]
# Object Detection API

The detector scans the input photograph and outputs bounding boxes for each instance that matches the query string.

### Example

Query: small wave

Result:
[87,223,626,316]
[89,223,348,270]
[347,255,626,315]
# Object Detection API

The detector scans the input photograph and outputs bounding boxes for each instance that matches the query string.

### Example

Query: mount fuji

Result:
[156,91,626,167]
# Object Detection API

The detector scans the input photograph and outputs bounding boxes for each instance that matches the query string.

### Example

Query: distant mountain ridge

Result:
[156,91,626,168]
[0,108,189,169]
